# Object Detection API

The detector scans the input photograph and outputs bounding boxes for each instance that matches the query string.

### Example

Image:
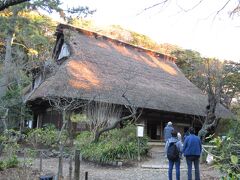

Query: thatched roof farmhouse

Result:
[25,23,232,140]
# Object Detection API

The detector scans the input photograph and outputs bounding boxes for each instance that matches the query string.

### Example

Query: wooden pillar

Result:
[37,114,43,128]
[144,119,147,135]
[74,150,80,180]
[160,120,163,140]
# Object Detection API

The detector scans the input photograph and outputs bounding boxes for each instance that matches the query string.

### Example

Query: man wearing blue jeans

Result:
[183,127,202,180]
[168,158,181,180]
[165,130,183,180]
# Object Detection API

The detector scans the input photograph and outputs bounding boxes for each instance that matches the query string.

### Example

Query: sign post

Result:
[136,124,144,162]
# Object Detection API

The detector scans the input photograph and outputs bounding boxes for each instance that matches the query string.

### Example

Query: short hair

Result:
[189,127,195,134]
[171,130,177,137]
[168,121,172,126]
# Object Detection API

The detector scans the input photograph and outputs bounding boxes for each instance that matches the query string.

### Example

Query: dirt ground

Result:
[0,157,223,180]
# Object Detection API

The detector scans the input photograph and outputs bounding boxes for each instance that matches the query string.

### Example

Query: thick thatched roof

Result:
[26,23,232,118]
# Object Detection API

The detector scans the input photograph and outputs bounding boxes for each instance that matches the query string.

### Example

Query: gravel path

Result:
[31,158,221,180]
[0,146,223,180]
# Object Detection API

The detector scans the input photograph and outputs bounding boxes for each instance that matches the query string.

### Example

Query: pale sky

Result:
[63,0,240,62]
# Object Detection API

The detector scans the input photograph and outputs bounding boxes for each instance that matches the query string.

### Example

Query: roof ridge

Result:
[57,23,176,62]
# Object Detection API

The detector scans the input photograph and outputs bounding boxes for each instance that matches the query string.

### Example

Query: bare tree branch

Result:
[137,0,169,15]
[213,0,232,21]
[41,95,89,179]
[230,2,240,17]
[86,92,140,142]
[46,96,86,112]
[93,111,136,142]
[143,0,169,11]
[140,0,240,20]
[176,0,204,12]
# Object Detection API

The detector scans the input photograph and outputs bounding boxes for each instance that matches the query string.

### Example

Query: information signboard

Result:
[137,125,144,137]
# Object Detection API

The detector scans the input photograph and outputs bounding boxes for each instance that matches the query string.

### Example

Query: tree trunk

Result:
[57,110,67,142]
[67,116,74,146]
[0,8,18,97]
[198,71,221,141]
[67,114,73,180]
[58,144,64,180]
[19,106,24,133]
[69,156,73,180]
[57,110,67,180]
[1,108,8,131]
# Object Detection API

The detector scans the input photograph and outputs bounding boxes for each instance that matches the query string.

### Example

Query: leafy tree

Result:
[198,58,224,140]
[0,0,29,11]
[68,17,94,29]
[0,1,94,97]
[221,61,240,109]
[172,49,240,110]
[0,1,94,130]
[172,49,206,90]
[0,10,56,130]
[188,58,240,141]
[172,49,239,140]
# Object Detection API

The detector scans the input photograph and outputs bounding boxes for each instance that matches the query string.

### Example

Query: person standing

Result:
[183,127,202,180]
[165,130,183,180]
[164,121,174,142]
[183,129,189,142]
[177,132,182,142]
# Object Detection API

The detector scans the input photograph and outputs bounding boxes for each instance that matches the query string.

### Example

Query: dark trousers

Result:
[186,156,200,180]
[168,159,180,180]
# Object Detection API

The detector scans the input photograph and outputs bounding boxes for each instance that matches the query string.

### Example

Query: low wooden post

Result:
[58,145,64,180]
[74,150,80,180]
[137,137,140,162]
[85,171,88,180]
[23,149,26,168]
[39,150,43,172]
[69,155,73,180]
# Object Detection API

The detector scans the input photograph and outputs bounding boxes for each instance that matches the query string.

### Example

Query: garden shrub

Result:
[75,125,149,164]
[0,129,20,157]
[0,130,20,171]
[5,156,19,168]
[26,124,67,148]
[0,156,19,171]
[210,118,240,179]
[0,161,4,171]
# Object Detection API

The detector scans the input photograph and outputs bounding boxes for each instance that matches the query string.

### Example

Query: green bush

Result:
[26,124,67,148]
[0,161,4,171]
[5,156,19,168]
[210,118,240,179]
[0,156,19,171]
[0,130,21,171]
[75,125,149,164]
[0,129,20,158]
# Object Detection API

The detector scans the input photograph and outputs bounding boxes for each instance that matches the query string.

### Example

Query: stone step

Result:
[148,142,165,146]
[141,164,189,170]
